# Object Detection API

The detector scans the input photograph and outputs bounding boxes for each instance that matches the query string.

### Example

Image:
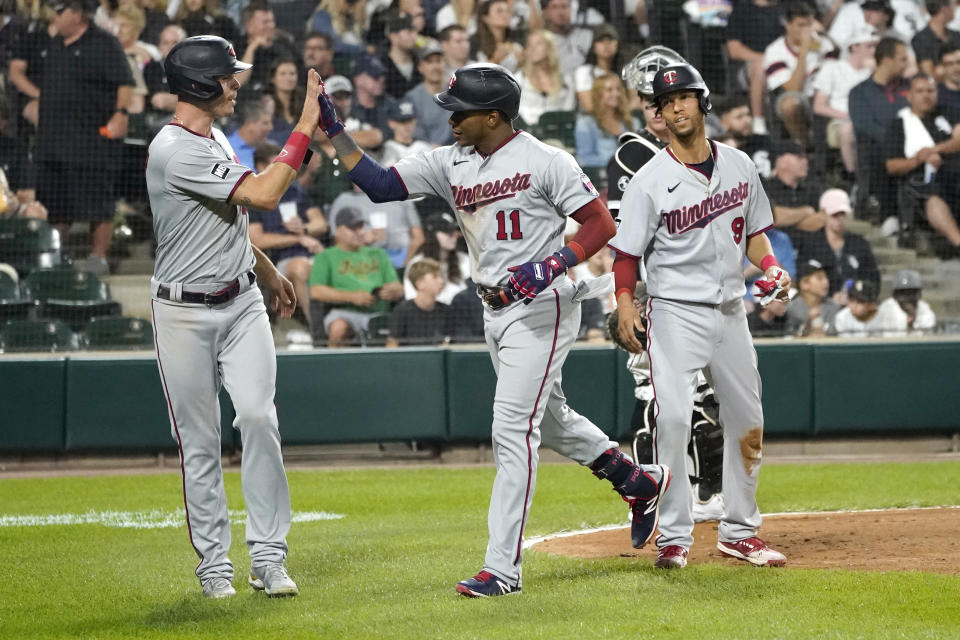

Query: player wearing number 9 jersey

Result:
[610,64,789,569]
[316,63,671,596]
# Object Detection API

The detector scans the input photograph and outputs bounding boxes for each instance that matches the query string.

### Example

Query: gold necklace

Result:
[173,114,185,126]
[671,141,714,197]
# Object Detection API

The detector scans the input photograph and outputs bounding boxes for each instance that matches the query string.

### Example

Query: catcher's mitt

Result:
[606,308,647,352]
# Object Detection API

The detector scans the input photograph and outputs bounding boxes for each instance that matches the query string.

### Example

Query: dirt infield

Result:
[532,507,960,574]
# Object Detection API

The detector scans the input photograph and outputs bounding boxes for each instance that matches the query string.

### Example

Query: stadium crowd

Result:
[0,0,957,349]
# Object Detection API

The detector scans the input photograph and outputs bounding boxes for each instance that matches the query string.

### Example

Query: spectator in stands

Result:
[237,1,299,94]
[574,74,637,168]
[403,212,470,303]
[718,97,774,179]
[8,4,56,130]
[436,0,477,34]
[404,43,456,145]
[829,0,902,50]
[248,142,328,326]
[541,0,592,70]
[172,0,237,42]
[309,208,404,347]
[828,278,883,336]
[764,1,838,145]
[386,258,454,346]
[747,298,791,337]
[849,36,910,222]
[574,23,623,113]
[877,269,938,334]
[725,0,784,135]
[937,44,960,122]
[35,0,133,276]
[0,162,47,219]
[514,29,575,127]
[319,75,384,152]
[368,0,427,46]
[448,277,485,341]
[226,99,274,169]
[380,100,433,165]
[812,26,879,177]
[329,185,423,270]
[884,72,960,256]
[785,258,842,336]
[143,24,185,128]
[471,0,523,72]
[439,24,472,79]
[352,54,395,143]
[114,5,161,117]
[306,0,368,55]
[382,13,422,99]
[764,140,827,240]
[795,188,881,298]
[301,32,337,82]
[266,59,305,143]
[912,0,960,80]
[132,0,170,45]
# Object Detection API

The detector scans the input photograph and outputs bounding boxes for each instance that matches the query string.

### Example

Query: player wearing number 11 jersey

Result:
[315,63,670,596]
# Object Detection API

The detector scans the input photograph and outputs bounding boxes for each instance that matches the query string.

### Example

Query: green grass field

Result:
[2,461,959,639]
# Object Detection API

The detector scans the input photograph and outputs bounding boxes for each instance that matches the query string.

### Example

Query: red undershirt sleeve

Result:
[567,198,617,263]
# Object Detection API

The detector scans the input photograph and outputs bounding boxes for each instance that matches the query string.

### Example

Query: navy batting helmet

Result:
[433,63,521,120]
[164,36,251,101]
[651,64,712,114]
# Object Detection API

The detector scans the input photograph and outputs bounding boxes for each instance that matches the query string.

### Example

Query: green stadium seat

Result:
[83,315,154,350]
[0,319,79,352]
[24,269,121,331]
[0,217,62,277]
[0,271,33,322]
[364,313,391,346]
[536,111,577,151]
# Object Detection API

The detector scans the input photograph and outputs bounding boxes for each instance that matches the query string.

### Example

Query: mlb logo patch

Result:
[211,163,230,179]
[663,70,678,84]
[580,173,598,196]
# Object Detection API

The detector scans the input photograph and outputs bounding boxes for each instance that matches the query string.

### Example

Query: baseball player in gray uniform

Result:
[147,36,322,598]
[610,64,790,570]
[314,63,670,597]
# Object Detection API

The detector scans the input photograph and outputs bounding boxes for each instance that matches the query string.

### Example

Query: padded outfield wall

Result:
[1,339,958,453]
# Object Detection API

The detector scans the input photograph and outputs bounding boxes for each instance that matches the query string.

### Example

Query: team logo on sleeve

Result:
[617,176,630,192]
[211,163,230,179]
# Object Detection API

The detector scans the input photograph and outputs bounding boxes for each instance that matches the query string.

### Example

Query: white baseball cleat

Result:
[249,564,299,597]
[717,537,787,567]
[201,577,236,599]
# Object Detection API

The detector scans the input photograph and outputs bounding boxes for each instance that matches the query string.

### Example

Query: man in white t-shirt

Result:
[812,25,879,173]
[764,1,838,144]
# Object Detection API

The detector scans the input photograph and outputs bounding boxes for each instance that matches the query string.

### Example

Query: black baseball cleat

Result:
[456,571,520,598]
[625,464,671,548]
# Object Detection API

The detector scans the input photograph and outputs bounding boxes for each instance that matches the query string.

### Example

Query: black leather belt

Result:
[157,272,255,305]
[478,284,515,310]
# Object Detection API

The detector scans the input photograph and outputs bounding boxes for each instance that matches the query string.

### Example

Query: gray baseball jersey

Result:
[393,130,598,286]
[147,123,292,586]
[610,142,773,305]
[147,125,255,288]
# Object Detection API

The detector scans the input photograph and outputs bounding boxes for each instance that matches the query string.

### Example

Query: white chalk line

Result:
[523,505,960,550]
[0,509,344,529]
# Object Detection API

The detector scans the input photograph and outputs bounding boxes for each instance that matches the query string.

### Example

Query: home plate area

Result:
[530,507,960,574]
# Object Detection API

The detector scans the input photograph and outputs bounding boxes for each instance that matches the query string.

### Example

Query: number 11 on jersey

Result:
[496,209,523,240]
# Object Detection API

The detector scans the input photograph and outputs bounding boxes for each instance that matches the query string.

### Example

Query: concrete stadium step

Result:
[871,246,921,266]
[846,219,874,235]
[103,274,152,321]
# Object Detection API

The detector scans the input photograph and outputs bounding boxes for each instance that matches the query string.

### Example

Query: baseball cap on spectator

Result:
[336,208,366,230]
[418,42,444,61]
[798,258,827,280]
[424,212,459,234]
[861,0,896,20]
[354,54,386,79]
[592,23,619,41]
[848,279,879,303]
[324,75,353,95]
[387,99,418,121]
[849,25,880,47]
[386,13,414,35]
[892,269,922,291]
[819,188,853,215]
[773,139,806,161]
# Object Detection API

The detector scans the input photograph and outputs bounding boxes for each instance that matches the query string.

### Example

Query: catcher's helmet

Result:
[651,63,712,114]
[621,46,687,96]
[433,63,521,120]
[164,36,251,101]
